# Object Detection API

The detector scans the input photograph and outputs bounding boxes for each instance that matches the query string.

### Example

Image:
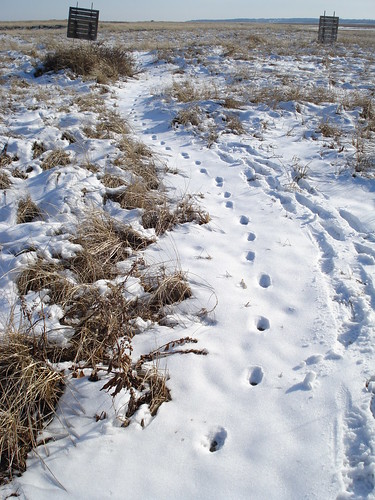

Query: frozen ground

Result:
[0,24,375,499]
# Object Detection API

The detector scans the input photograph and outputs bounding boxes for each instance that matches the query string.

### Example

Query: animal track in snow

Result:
[256,316,270,332]
[215,176,224,187]
[246,251,255,262]
[224,191,231,198]
[195,160,201,165]
[160,140,165,145]
[200,168,208,174]
[259,273,271,288]
[151,134,157,140]
[225,201,234,209]
[181,152,190,159]
[205,427,227,453]
[247,232,256,241]
[240,215,249,225]
[248,366,264,386]
[165,146,172,151]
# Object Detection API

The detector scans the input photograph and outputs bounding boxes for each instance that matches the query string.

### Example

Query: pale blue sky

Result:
[1,0,374,22]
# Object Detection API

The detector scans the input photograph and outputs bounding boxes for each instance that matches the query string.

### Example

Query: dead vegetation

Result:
[17,196,43,224]
[36,43,135,83]
[32,141,46,159]
[0,171,11,189]
[0,330,64,484]
[41,149,71,171]
[10,201,207,476]
[70,211,154,283]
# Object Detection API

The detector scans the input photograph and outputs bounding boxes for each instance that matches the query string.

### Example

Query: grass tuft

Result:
[0,331,64,484]
[17,196,43,224]
[70,210,154,283]
[41,149,70,171]
[37,43,135,83]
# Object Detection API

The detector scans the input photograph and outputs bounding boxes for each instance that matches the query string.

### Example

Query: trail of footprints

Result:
[213,169,272,396]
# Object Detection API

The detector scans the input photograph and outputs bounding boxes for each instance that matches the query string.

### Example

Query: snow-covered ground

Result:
[1,24,375,499]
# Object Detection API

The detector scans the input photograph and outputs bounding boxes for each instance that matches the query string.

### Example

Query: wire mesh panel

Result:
[318,15,339,43]
[67,7,99,41]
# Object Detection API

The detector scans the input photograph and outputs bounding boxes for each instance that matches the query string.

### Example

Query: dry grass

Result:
[74,93,106,113]
[37,43,135,83]
[70,210,154,283]
[41,149,70,171]
[97,111,130,138]
[105,181,161,211]
[17,258,67,295]
[61,131,76,144]
[32,141,46,159]
[317,119,342,140]
[143,271,192,311]
[169,79,218,103]
[172,106,202,128]
[222,96,243,109]
[116,137,160,190]
[0,171,11,189]
[353,137,375,176]
[142,196,210,235]
[64,286,133,366]
[224,114,245,135]
[17,196,43,224]
[0,153,13,167]
[100,174,127,189]
[83,111,130,140]
[0,330,64,483]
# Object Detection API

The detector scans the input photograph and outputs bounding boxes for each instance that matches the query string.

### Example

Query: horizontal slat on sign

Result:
[70,13,98,21]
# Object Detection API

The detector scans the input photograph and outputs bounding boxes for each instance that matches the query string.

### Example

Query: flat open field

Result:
[0,22,374,499]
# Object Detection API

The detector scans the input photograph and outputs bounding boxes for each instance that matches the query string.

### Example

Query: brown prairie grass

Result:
[17,258,72,303]
[317,119,342,139]
[75,93,106,113]
[17,196,43,224]
[169,79,218,103]
[116,137,160,189]
[0,171,11,189]
[0,153,13,167]
[222,96,243,109]
[70,210,154,283]
[41,149,70,171]
[144,271,192,311]
[142,196,210,235]
[32,141,46,159]
[172,106,202,128]
[105,181,161,211]
[97,111,130,138]
[100,174,127,189]
[37,43,135,83]
[0,330,64,484]
[224,114,245,135]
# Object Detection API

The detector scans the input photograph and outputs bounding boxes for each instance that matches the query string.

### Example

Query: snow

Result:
[1,25,375,499]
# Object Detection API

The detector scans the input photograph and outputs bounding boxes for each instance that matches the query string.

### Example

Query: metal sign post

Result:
[67,6,99,41]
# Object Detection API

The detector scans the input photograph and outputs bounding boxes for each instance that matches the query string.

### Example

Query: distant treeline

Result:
[190,18,375,26]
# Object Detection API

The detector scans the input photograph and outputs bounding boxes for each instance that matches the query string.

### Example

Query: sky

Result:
[1,0,374,22]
